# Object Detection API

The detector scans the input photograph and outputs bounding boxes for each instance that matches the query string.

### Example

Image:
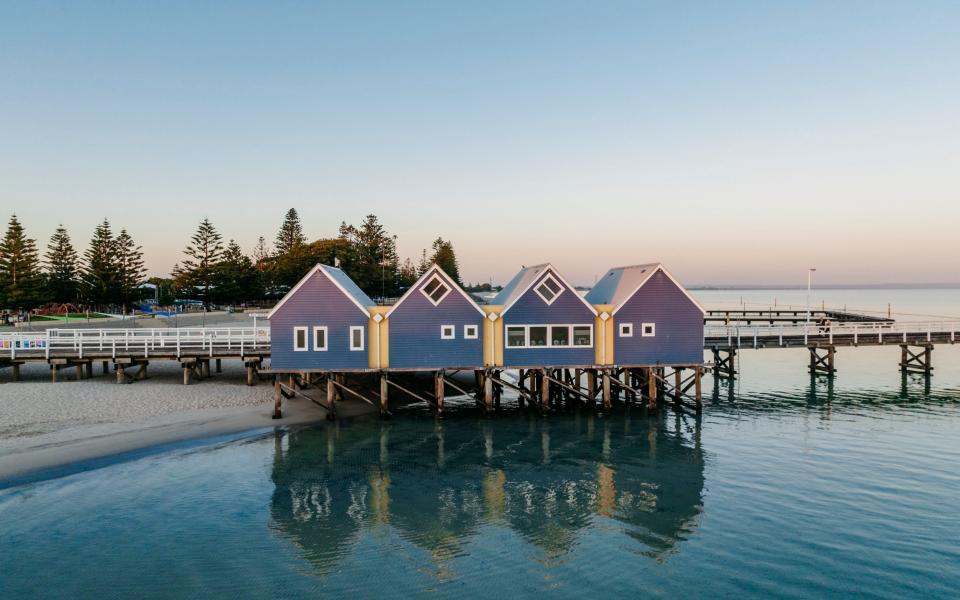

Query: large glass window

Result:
[529,326,548,346]
[573,326,592,346]
[550,325,569,346]
[506,326,526,347]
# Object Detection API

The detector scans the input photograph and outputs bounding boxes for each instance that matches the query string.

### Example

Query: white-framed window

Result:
[420,274,452,306]
[349,326,365,351]
[441,325,455,339]
[464,324,479,339]
[313,326,328,351]
[619,323,633,337]
[534,274,564,305]
[641,322,656,337]
[503,324,593,348]
[293,326,309,351]
[506,326,526,347]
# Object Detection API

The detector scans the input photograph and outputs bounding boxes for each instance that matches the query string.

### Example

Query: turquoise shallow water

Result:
[1,291,960,598]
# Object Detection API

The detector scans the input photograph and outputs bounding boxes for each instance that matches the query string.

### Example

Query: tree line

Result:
[0,215,145,312]
[0,210,463,312]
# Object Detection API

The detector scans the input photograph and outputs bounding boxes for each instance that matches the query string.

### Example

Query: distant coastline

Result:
[688,283,960,291]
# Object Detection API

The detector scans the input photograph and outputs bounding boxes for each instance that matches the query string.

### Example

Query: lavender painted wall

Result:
[613,270,704,365]
[502,270,596,367]
[388,274,484,369]
[270,270,369,370]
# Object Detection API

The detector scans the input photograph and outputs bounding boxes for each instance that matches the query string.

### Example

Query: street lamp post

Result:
[806,268,817,328]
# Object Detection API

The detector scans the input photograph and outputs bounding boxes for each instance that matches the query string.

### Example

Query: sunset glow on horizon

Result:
[2,2,958,287]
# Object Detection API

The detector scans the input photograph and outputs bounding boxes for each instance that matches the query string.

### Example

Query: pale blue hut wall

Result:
[502,270,596,367]
[613,270,704,365]
[270,270,369,370]
[388,277,484,369]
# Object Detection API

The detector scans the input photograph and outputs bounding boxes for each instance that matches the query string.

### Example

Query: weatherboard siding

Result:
[613,270,703,365]
[270,270,370,370]
[502,270,596,366]
[388,279,484,369]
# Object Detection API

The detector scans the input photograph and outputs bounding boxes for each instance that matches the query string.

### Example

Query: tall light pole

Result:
[806,268,817,327]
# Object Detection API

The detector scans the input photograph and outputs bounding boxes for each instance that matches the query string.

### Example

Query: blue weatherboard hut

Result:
[493,263,598,367]
[384,264,485,369]
[268,264,373,370]
[585,263,705,365]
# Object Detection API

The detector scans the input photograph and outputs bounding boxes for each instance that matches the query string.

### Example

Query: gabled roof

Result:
[267,264,373,319]
[492,263,598,316]
[385,264,485,318]
[584,263,705,315]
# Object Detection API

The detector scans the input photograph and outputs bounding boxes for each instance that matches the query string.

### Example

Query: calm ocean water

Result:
[1,289,959,598]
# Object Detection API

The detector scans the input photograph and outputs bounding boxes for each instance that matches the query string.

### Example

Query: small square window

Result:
[642,323,656,337]
[464,325,479,339]
[313,326,328,351]
[441,325,455,339]
[534,274,564,305]
[293,327,308,351]
[619,323,633,337]
[420,274,452,306]
[350,326,365,351]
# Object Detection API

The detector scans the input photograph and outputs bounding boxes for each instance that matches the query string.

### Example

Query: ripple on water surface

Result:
[1,362,959,599]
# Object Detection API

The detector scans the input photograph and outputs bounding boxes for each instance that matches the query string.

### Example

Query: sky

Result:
[1,1,958,287]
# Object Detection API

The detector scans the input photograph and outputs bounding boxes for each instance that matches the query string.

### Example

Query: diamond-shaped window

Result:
[421,274,452,306]
[534,274,563,305]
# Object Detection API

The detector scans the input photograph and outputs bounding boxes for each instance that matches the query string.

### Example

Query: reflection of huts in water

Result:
[269,414,704,574]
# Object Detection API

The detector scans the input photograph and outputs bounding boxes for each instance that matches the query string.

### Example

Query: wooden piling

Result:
[646,366,657,413]
[380,372,389,416]
[587,370,597,407]
[483,371,494,413]
[273,379,282,419]
[602,370,611,411]
[540,368,550,414]
[435,370,445,418]
[695,366,703,413]
[324,374,336,419]
[116,363,126,384]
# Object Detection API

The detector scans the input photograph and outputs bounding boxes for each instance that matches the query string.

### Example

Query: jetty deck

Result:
[3,315,957,418]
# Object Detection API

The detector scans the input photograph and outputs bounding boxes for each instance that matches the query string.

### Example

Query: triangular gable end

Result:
[267,264,372,319]
[501,264,598,317]
[612,265,706,316]
[385,264,485,319]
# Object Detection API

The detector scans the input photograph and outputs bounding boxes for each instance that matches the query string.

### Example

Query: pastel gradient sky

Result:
[2,1,958,287]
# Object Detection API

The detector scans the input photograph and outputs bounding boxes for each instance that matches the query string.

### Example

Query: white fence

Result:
[705,321,960,348]
[0,327,269,360]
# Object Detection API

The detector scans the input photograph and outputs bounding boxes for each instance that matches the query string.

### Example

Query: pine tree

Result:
[416,248,431,276]
[214,240,260,305]
[0,215,43,308]
[115,229,146,311]
[275,208,306,255]
[44,225,80,304]
[82,219,118,307]
[173,218,224,309]
[429,237,461,285]
[337,215,399,298]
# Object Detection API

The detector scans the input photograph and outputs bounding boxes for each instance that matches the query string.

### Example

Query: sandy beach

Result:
[0,359,372,484]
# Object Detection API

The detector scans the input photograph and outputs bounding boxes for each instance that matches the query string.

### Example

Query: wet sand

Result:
[0,361,375,483]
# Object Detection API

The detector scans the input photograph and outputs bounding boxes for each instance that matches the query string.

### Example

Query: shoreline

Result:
[0,360,379,487]
[0,397,339,487]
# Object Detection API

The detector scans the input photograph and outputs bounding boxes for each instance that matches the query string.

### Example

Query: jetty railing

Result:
[705,321,960,348]
[0,327,270,360]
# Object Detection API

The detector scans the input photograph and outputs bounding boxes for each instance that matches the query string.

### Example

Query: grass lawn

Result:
[30,313,113,322]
